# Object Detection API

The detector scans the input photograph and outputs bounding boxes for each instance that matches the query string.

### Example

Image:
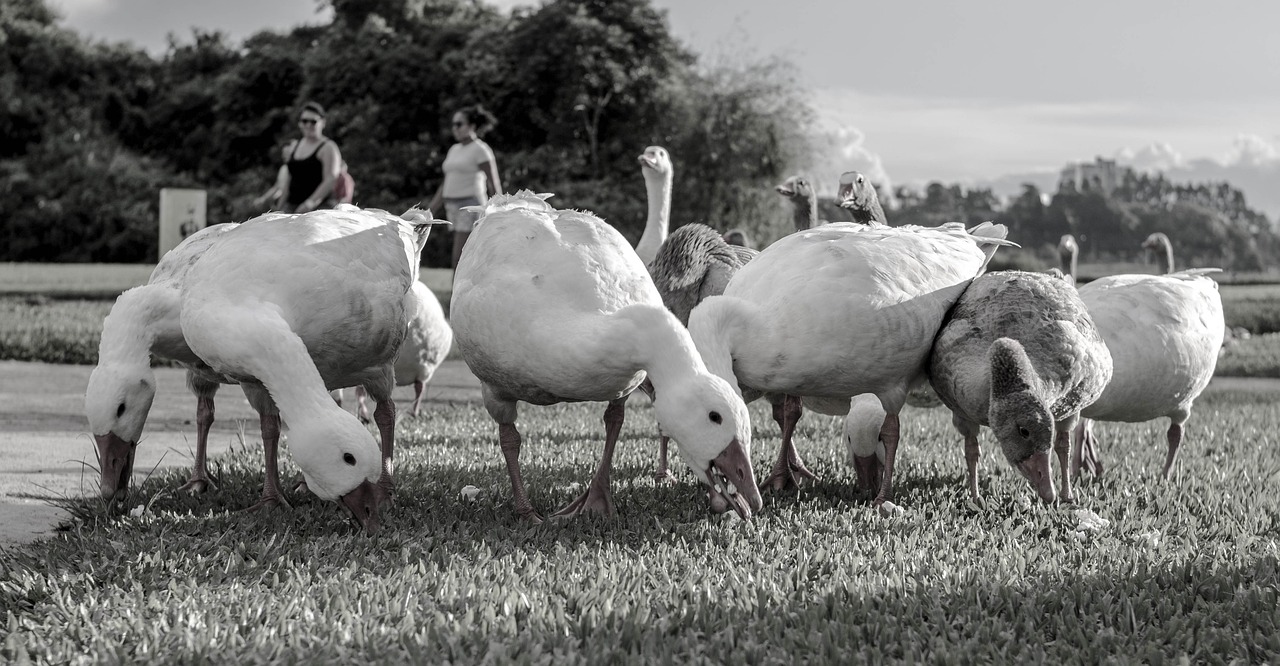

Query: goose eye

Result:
[116,403,126,418]
[709,411,722,424]
[1018,426,1030,438]
[343,453,356,466]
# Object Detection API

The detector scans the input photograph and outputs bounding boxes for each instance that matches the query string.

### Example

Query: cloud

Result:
[811,86,1280,195]
[1223,134,1279,166]
[805,118,895,204]
[48,0,113,20]
[1114,142,1185,171]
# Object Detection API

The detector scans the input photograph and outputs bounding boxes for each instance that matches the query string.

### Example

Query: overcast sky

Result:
[50,0,1280,195]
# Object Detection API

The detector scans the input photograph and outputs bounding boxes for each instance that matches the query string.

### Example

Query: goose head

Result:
[837,171,884,223]
[722,228,753,248]
[986,338,1057,503]
[662,374,763,518]
[638,146,672,181]
[775,175,814,202]
[84,363,156,505]
[288,415,388,535]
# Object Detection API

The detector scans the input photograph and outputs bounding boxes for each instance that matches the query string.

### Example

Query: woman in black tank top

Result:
[279,102,343,213]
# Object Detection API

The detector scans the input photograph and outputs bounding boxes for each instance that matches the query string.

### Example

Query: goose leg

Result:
[964,431,982,507]
[654,434,676,484]
[409,379,425,418]
[1161,422,1183,479]
[1054,420,1075,504]
[761,394,817,492]
[1071,418,1104,479]
[553,398,625,518]
[638,378,674,483]
[239,385,290,511]
[499,422,542,523]
[246,411,291,511]
[371,393,397,492]
[177,393,219,494]
[872,413,900,507]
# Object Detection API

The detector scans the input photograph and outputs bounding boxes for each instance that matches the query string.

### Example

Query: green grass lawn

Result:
[3,394,1278,663]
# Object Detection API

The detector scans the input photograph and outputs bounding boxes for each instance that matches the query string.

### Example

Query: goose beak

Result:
[95,432,135,508]
[775,186,794,196]
[1016,451,1057,504]
[341,480,390,535]
[705,438,763,519]
[837,184,859,209]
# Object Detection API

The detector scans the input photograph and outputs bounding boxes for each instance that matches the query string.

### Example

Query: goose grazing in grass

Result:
[775,175,825,230]
[1072,270,1224,480]
[179,205,443,534]
[837,171,888,225]
[355,280,453,420]
[85,222,280,506]
[929,271,1113,506]
[634,145,673,265]
[646,222,758,481]
[687,215,1014,506]
[451,191,761,522]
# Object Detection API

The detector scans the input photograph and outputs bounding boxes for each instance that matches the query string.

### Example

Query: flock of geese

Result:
[84,146,1226,534]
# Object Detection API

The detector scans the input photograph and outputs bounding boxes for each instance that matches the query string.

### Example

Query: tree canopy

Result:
[2,0,1276,272]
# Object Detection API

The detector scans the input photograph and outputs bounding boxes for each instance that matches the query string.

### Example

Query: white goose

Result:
[355,280,453,420]
[85,221,280,505]
[634,145,673,265]
[1074,271,1224,479]
[1058,234,1226,479]
[687,218,1013,506]
[450,191,762,522]
[929,271,1113,505]
[179,205,443,533]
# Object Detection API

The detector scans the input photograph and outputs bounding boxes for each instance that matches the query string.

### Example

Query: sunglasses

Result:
[298,118,319,125]
[452,121,466,127]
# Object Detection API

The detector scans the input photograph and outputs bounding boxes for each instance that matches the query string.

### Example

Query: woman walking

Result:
[428,105,502,268]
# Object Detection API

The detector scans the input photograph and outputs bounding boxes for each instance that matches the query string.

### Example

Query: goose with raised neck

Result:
[635,145,673,265]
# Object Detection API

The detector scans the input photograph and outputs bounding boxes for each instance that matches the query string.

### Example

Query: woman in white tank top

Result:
[428,105,503,269]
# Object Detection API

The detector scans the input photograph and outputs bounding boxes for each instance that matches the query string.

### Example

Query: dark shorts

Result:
[444,197,482,232]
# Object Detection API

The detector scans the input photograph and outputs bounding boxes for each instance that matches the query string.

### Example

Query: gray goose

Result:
[929,270,1113,506]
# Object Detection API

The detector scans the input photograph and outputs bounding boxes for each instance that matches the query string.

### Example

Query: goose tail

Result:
[967,221,1019,272]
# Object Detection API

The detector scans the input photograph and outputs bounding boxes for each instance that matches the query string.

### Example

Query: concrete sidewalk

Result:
[0,359,482,546]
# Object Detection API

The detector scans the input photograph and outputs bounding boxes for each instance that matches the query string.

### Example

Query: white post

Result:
[158,188,207,261]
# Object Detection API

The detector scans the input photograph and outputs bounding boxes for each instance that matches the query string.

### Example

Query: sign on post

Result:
[158,188,207,260]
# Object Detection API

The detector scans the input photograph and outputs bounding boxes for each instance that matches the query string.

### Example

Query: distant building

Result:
[1058,157,1122,195]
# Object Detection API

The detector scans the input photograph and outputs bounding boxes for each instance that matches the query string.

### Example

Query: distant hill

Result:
[975,140,1280,226]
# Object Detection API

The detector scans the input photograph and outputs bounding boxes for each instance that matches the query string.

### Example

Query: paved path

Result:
[0,359,482,546]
